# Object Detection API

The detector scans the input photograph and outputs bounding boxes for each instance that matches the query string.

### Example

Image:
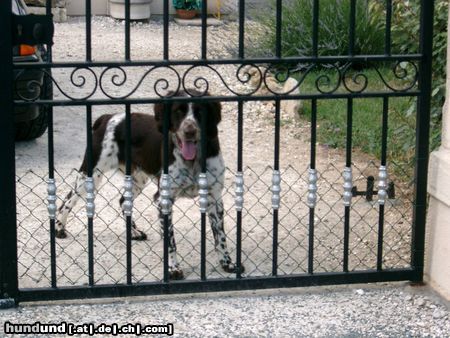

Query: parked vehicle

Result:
[12,0,52,141]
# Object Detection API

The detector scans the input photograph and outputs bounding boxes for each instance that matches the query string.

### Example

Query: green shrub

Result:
[253,0,385,57]
[172,0,201,10]
[388,0,448,151]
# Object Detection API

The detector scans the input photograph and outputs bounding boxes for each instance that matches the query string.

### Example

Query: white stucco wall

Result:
[425,6,450,301]
[66,0,237,16]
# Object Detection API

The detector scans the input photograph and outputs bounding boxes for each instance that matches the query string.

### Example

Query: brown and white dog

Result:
[55,90,242,279]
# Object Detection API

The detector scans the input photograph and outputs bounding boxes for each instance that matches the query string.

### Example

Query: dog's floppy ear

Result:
[153,102,166,133]
[154,91,175,133]
[205,99,222,138]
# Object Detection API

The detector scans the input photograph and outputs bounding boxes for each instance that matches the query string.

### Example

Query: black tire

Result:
[15,71,52,141]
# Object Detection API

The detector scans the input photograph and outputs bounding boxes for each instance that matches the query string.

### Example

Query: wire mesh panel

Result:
[16,157,414,288]
[2,0,435,303]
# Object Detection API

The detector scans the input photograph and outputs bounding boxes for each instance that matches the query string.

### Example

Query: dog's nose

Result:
[184,125,197,140]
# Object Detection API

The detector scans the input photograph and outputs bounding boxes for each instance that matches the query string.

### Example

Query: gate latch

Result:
[352,176,396,202]
[12,14,54,46]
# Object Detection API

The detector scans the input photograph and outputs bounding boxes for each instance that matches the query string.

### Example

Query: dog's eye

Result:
[193,109,203,122]
[175,110,185,119]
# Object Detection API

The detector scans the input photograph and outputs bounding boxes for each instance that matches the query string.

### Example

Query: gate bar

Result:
[84,0,95,287]
[236,2,245,279]
[162,103,170,282]
[272,99,281,276]
[125,0,130,60]
[349,0,356,56]
[236,101,244,278]
[85,0,92,61]
[17,91,422,108]
[343,98,353,272]
[18,269,417,303]
[308,99,318,274]
[385,0,392,55]
[275,0,282,57]
[163,0,169,60]
[0,0,18,305]
[200,105,208,280]
[85,104,95,286]
[201,0,207,60]
[125,103,133,285]
[377,97,389,270]
[312,0,319,57]
[15,55,424,70]
[46,0,57,290]
[411,0,435,283]
[238,0,245,58]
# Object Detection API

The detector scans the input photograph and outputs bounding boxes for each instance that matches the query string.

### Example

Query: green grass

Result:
[297,68,417,176]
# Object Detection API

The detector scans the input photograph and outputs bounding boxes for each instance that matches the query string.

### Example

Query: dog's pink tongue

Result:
[181,141,197,161]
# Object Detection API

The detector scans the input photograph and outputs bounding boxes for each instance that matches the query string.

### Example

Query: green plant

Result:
[252,0,385,58]
[172,0,201,10]
[300,69,414,176]
[371,0,448,151]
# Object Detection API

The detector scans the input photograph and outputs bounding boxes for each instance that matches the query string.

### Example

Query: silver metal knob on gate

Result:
[271,170,281,210]
[378,165,388,205]
[47,178,57,220]
[122,175,134,217]
[235,172,244,211]
[85,177,95,218]
[343,167,353,206]
[307,168,318,208]
[160,174,172,215]
[198,173,208,213]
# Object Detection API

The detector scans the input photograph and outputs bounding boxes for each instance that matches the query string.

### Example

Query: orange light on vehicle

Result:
[19,44,36,56]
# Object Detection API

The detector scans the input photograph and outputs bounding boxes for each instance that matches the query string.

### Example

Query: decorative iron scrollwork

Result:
[13,61,420,103]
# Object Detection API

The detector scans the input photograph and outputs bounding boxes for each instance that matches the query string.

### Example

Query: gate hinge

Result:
[0,298,16,309]
[12,13,54,46]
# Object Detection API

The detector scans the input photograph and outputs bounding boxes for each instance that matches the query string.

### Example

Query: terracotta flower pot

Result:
[176,8,197,19]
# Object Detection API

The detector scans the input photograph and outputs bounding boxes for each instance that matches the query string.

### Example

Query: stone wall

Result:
[425,6,450,301]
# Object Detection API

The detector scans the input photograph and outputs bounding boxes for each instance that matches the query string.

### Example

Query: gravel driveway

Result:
[15,17,413,290]
[1,284,449,337]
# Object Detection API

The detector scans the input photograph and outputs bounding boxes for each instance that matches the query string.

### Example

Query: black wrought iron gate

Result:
[1,0,435,305]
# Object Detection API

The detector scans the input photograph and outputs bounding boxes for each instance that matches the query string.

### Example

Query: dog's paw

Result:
[222,262,245,274]
[55,228,67,239]
[169,268,184,280]
[131,229,147,241]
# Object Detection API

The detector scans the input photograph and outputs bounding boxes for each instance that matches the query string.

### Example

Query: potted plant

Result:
[173,0,201,19]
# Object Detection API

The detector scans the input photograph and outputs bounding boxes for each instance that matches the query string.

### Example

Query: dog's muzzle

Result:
[177,124,199,161]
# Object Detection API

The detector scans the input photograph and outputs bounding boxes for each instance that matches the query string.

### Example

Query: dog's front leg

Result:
[157,198,184,280]
[207,192,245,274]
[55,171,97,239]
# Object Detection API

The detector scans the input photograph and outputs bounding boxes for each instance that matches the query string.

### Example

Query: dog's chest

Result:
[169,156,202,198]
[168,152,224,198]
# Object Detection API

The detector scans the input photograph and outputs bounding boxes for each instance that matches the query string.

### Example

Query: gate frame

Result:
[0,0,19,308]
[0,0,435,305]
[411,0,435,283]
